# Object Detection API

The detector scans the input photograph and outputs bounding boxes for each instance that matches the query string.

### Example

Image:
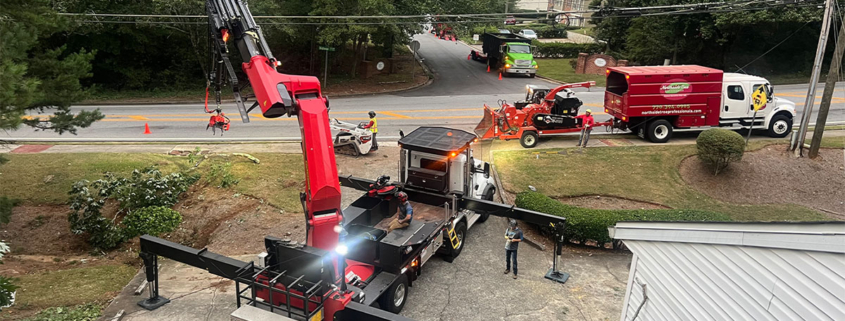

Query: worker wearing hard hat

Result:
[361,111,378,151]
[575,109,595,148]
[388,192,413,232]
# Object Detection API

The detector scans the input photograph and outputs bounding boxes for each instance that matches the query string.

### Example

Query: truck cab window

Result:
[419,158,447,172]
[509,45,530,54]
[727,85,744,100]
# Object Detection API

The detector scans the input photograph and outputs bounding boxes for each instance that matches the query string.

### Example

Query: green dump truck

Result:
[469,33,537,77]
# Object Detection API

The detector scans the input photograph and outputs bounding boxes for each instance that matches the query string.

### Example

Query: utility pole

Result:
[792,0,835,156]
[810,16,845,158]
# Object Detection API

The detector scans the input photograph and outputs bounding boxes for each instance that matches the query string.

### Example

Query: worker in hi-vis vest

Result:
[362,110,378,151]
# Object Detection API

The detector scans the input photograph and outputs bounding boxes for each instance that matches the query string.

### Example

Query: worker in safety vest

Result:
[362,111,378,151]
[575,109,595,148]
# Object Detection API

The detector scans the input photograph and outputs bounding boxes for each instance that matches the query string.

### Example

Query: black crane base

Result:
[138,296,171,310]
[545,269,570,284]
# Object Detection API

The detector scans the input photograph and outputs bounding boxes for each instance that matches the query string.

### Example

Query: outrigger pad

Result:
[137,296,170,310]
[545,269,570,284]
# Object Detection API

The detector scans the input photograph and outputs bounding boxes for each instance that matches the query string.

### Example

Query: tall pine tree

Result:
[0,0,103,142]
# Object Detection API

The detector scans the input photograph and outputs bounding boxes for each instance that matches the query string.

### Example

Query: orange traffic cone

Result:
[467,54,471,60]
[143,123,151,134]
[498,73,503,80]
[453,37,457,42]
[487,65,491,73]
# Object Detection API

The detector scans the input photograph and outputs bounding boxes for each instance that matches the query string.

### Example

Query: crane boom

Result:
[207,0,341,251]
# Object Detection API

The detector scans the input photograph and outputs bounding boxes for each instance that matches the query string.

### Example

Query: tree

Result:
[591,0,824,72]
[0,0,104,144]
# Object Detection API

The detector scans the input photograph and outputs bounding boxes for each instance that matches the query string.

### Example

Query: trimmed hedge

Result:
[532,42,604,58]
[696,128,746,175]
[515,191,731,246]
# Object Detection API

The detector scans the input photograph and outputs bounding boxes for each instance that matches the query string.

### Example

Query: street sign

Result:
[319,46,335,52]
[752,85,768,111]
[410,40,420,52]
[472,34,479,41]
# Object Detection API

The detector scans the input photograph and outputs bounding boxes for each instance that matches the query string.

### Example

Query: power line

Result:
[57,0,811,20]
[65,2,821,27]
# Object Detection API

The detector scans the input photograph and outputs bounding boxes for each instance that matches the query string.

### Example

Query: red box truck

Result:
[604,65,796,143]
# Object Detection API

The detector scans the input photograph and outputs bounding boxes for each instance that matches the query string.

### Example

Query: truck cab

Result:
[720,73,795,137]
[397,127,496,203]
[500,42,538,77]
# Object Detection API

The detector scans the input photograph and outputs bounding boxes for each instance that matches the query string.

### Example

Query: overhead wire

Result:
[63,1,823,27]
[57,0,818,21]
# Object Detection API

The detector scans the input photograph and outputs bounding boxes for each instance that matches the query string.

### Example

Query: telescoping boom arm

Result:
[207,0,342,251]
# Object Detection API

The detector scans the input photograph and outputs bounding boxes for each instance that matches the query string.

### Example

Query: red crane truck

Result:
[605,65,796,143]
[133,1,569,320]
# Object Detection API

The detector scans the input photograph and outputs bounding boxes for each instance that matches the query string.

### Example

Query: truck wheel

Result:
[477,189,495,222]
[529,73,536,78]
[646,119,673,143]
[767,115,792,138]
[443,221,467,263]
[379,273,408,314]
[520,131,539,148]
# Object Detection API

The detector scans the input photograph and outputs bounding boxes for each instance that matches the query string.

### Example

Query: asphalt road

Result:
[4,33,845,142]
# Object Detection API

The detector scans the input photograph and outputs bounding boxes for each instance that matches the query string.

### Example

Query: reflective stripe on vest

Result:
[371,117,378,133]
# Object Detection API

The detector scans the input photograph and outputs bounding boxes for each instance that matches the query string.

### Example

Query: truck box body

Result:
[482,33,531,61]
[604,65,723,127]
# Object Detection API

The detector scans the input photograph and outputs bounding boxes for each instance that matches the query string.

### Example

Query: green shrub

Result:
[113,167,199,210]
[68,166,198,250]
[696,128,746,175]
[122,206,182,238]
[532,42,604,58]
[0,196,19,224]
[0,242,15,310]
[515,191,730,246]
[23,303,101,321]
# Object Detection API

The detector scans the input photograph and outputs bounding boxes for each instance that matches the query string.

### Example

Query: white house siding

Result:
[613,222,845,321]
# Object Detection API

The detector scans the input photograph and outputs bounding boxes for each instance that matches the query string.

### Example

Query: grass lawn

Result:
[0,154,191,204]
[536,58,606,87]
[494,141,829,222]
[568,27,595,37]
[10,264,136,315]
[0,153,305,212]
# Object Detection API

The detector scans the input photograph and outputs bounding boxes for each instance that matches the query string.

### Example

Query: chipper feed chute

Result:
[474,105,500,139]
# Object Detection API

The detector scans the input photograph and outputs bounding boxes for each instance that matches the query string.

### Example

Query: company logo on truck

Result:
[660,80,692,100]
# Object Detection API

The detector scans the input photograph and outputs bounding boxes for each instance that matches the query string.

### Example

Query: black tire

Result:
[520,131,539,148]
[443,221,467,263]
[477,189,495,222]
[529,73,536,78]
[379,273,408,314]
[646,119,673,143]
[767,114,792,138]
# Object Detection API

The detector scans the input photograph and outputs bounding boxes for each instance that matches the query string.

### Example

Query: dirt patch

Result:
[0,204,88,256]
[557,195,669,210]
[680,146,845,219]
[133,186,306,256]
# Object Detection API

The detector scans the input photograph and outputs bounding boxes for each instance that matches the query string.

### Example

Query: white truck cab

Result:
[721,73,796,137]
[397,127,497,227]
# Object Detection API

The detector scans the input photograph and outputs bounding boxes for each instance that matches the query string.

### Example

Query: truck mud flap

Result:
[336,301,415,321]
[474,105,497,139]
